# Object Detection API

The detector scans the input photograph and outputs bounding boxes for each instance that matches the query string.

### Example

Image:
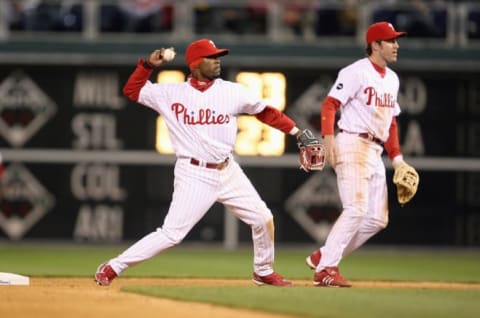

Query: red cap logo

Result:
[185,39,229,66]
[366,22,407,44]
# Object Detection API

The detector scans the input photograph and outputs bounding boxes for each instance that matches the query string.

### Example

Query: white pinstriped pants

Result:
[109,157,275,276]
[318,132,389,270]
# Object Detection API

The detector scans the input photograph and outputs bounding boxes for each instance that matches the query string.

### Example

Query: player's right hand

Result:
[323,135,337,168]
[147,48,168,67]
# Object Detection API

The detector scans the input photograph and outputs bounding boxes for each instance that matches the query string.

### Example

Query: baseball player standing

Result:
[95,38,321,287]
[305,22,419,287]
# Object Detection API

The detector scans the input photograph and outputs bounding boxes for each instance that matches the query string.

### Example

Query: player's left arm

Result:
[384,117,402,162]
[255,105,313,139]
[255,106,325,171]
[254,106,297,134]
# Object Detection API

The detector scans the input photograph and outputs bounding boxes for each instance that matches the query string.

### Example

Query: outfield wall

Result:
[0,61,479,246]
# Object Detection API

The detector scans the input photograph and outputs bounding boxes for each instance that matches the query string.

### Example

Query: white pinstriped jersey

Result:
[138,78,267,162]
[328,58,401,141]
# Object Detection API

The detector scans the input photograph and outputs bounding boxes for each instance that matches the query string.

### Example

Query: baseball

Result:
[162,47,176,62]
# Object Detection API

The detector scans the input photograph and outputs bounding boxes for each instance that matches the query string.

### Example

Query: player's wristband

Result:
[289,127,300,136]
[143,60,155,69]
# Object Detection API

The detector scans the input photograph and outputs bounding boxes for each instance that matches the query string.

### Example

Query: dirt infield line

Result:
[113,277,480,290]
[0,278,294,318]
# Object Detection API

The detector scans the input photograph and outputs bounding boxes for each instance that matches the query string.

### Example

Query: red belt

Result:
[340,129,383,145]
[190,158,229,170]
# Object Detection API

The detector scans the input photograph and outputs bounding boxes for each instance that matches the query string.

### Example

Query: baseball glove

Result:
[393,161,419,206]
[297,129,325,172]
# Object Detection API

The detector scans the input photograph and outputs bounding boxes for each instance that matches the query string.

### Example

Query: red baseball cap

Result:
[366,21,406,44]
[185,38,229,66]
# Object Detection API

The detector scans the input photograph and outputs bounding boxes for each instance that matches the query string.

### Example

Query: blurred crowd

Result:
[2,0,479,39]
[3,0,173,33]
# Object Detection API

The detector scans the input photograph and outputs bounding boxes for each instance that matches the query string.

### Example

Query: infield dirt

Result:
[1,278,479,318]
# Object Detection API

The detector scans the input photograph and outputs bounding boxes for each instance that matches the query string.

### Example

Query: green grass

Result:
[1,243,479,282]
[1,243,480,318]
[124,286,480,318]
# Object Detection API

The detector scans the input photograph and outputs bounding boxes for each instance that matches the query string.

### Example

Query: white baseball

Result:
[162,47,176,62]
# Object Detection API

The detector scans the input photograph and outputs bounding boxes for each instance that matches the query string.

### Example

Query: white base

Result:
[0,272,30,285]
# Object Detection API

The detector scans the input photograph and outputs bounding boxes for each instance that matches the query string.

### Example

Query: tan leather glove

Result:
[392,160,419,206]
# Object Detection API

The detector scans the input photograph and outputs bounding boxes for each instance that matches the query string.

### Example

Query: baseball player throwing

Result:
[305,22,419,287]
[95,38,321,287]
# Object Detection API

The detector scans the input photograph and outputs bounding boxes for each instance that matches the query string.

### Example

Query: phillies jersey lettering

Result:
[363,87,395,108]
[171,103,230,125]
[328,58,401,141]
[138,78,266,161]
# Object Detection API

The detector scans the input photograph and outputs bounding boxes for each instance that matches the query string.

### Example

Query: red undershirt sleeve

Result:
[123,59,154,102]
[321,96,341,136]
[384,117,402,160]
[255,106,296,134]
